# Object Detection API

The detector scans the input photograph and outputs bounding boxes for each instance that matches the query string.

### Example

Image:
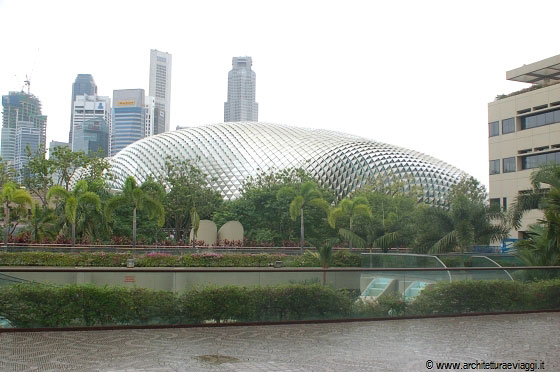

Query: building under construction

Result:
[1,91,47,170]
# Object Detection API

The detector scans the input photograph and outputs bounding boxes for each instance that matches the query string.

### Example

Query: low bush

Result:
[0,251,362,268]
[0,283,353,328]
[1,279,560,328]
[410,280,532,315]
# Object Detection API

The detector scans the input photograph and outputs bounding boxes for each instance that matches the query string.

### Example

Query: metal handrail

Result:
[0,266,559,273]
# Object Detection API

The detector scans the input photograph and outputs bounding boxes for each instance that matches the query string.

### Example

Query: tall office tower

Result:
[148,49,172,132]
[1,91,47,165]
[69,74,97,145]
[224,56,258,122]
[111,89,145,156]
[72,94,111,156]
[48,141,69,156]
[14,121,43,182]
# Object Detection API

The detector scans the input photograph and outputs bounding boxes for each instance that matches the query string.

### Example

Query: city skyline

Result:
[1,0,560,188]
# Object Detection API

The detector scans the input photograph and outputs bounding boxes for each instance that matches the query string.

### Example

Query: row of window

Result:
[490,151,560,174]
[488,108,560,137]
[521,109,560,130]
[521,151,560,170]
[488,118,515,137]
[489,157,515,175]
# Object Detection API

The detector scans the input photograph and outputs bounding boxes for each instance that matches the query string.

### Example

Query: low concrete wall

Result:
[1,271,361,293]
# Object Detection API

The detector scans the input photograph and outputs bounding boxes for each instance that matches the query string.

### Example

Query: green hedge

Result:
[0,283,353,328]
[355,279,560,317]
[1,280,560,328]
[0,251,361,268]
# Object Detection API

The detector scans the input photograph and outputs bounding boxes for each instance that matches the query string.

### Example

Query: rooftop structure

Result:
[506,54,560,84]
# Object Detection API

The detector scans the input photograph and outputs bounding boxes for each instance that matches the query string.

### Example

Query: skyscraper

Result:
[72,94,111,156]
[111,89,145,156]
[69,74,97,145]
[148,49,172,132]
[143,96,164,137]
[1,91,47,165]
[224,56,258,122]
[14,121,42,182]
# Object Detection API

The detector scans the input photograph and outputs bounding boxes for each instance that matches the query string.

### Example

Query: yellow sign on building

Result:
[117,100,136,106]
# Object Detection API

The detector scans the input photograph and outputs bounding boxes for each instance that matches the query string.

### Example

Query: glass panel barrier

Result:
[0,267,558,329]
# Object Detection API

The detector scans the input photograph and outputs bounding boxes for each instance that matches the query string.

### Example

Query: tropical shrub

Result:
[0,283,352,327]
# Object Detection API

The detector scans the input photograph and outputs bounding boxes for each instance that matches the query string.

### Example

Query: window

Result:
[490,159,500,175]
[521,108,560,130]
[502,197,508,212]
[489,121,499,137]
[503,157,516,173]
[521,151,560,170]
[489,198,500,211]
[502,118,515,134]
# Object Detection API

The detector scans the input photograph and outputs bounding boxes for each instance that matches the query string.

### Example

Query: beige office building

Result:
[489,55,560,238]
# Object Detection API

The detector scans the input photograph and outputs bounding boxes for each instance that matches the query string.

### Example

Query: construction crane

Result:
[24,75,31,95]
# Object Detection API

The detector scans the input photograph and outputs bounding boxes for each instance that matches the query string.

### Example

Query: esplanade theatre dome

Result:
[108,122,467,205]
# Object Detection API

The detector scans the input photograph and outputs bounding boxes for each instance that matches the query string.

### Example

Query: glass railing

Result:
[0,266,558,330]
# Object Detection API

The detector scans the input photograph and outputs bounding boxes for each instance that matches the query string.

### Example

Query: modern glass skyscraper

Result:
[1,91,47,165]
[224,56,258,122]
[148,49,172,133]
[69,74,97,145]
[72,94,111,156]
[111,89,145,156]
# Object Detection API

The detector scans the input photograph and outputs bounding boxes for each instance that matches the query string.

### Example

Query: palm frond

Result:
[429,230,457,254]
[338,228,366,248]
[300,182,317,198]
[328,207,343,228]
[289,195,304,221]
[353,204,372,219]
[308,198,330,213]
[104,195,126,223]
[78,192,101,212]
[372,232,398,249]
[47,186,70,203]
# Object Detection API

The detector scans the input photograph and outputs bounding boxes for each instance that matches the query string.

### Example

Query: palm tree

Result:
[190,207,200,249]
[47,180,101,248]
[27,203,57,243]
[310,238,336,285]
[277,182,329,253]
[429,191,508,254]
[510,164,560,230]
[1,182,32,249]
[105,176,165,248]
[515,224,560,266]
[328,197,372,250]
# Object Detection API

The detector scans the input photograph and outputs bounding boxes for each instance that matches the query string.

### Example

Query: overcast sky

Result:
[1,0,559,189]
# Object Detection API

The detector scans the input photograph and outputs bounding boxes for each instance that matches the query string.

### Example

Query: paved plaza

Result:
[1,313,559,372]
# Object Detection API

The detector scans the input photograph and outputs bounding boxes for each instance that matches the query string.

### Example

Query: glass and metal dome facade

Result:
[108,122,467,205]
